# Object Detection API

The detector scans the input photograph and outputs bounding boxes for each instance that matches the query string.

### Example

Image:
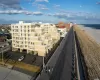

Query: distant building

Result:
[0,32,7,42]
[57,28,67,37]
[11,21,60,56]
[65,23,71,31]
[58,22,65,28]
[56,23,67,37]
[0,35,6,42]
[56,22,71,37]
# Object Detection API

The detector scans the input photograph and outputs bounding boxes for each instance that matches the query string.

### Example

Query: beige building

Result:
[57,28,67,37]
[11,21,60,56]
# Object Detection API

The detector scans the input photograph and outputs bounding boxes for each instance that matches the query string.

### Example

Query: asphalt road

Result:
[0,66,31,80]
[37,27,75,80]
[50,26,75,80]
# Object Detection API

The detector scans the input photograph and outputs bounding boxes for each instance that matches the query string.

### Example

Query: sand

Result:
[79,25,100,45]
[74,26,100,79]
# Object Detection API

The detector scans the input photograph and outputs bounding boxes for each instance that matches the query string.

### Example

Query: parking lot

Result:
[3,51,43,66]
[0,38,62,78]
[0,51,42,75]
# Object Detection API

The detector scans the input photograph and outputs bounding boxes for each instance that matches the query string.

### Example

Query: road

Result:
[0,66,31,80]
[36,27,75,80]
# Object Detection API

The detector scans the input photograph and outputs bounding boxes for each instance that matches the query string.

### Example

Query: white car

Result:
[18,56,24,61]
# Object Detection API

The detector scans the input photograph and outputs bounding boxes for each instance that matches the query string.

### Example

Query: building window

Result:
[31,42,32,44]
[12,26,14,28]
[16,26,18,28]
[25,45,27,47]
[35,33,37,36]
[20,45,22,47]
[25,41,27,44]
[31,29,34,32]
[31,26,34,28]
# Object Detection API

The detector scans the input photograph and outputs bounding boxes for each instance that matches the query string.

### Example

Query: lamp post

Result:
[43,56,45,69]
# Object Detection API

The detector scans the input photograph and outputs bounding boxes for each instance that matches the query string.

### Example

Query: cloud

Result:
[0,0,22,10]
[32,3,49,10]
[96,2,100,5]
[40,7,49,10]
[0,10,43,15]
[53,4,60,8]
[37,4,49,10]
[46,12,100,21]
[35,0,49,3]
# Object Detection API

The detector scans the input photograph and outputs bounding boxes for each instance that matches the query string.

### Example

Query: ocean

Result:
[82,24,100,29]
[80,24,100,44]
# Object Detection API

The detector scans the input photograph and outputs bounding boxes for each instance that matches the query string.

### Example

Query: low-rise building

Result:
[11,21,60,56]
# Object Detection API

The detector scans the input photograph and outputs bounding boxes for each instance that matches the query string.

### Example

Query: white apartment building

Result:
[11,21,60,56]
[57,28,67,37]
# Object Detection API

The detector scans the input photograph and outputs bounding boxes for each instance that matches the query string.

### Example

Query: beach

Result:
[79,25,100,45]
[74,26,100,79]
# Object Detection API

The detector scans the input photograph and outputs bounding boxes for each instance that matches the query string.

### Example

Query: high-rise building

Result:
[11,21,60,56]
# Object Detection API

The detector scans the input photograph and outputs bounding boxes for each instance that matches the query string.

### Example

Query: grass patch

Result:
[0,59,40,72]
[15,61,40,72]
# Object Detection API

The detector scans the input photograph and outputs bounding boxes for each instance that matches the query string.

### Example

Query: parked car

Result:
[1,46,4,48]
[18,56,25,61]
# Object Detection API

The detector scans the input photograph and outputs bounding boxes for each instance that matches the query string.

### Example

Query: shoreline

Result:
[78,25,100,45]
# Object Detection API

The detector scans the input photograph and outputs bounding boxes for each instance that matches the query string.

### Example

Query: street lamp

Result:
[43,51,47,71]
[43,56,45,69]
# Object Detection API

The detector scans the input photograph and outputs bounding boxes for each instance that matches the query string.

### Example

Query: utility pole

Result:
[43,56,45,70]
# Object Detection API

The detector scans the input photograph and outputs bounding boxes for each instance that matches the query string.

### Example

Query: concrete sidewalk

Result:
[0,66,31,80]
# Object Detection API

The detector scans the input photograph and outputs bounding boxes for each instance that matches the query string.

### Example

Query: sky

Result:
[0,0,100,24]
